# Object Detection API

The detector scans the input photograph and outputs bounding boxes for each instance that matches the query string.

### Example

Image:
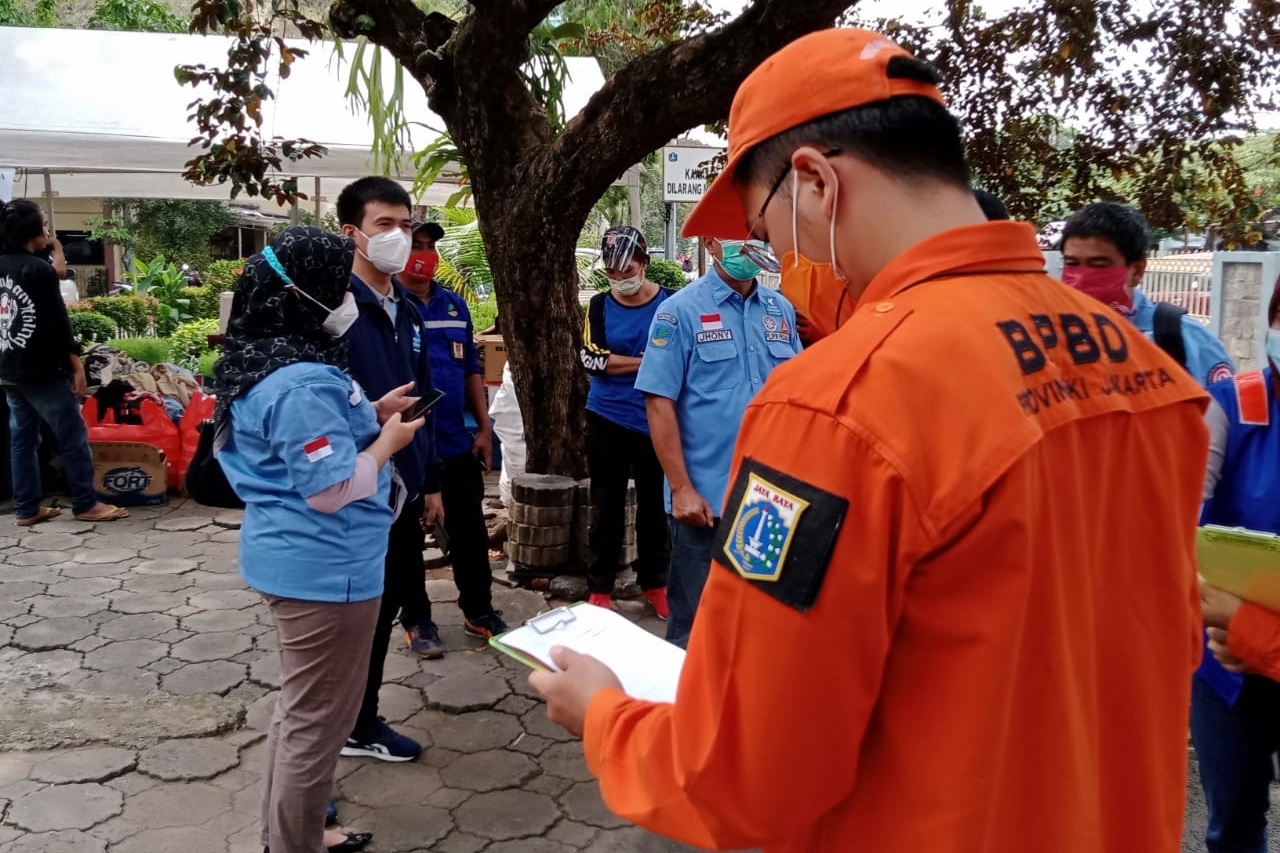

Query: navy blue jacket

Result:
[345,273,441,498]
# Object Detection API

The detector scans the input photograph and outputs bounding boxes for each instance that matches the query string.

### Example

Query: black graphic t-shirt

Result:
[0,249,80,385]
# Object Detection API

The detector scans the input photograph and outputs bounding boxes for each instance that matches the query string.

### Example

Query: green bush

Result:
[470,299,498,333]
[169,318,220,359]
[68,311,119,344]
[590,268,611,293]
[648,259,687,291]
[108,337,172,366]
[198,350,220,379]
[87,296,155,337]
[204,259,243,291]
[180,285,223,321]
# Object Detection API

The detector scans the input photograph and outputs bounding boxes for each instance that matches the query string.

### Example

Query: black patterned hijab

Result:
[212,226,355,444]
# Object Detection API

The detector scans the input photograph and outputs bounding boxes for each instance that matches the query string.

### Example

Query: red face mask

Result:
[1060,265,1133,313]
[406,250,439,282]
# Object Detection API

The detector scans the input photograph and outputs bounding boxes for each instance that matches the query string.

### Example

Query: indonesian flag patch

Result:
[700,313,723,331]
[303,436,334,463]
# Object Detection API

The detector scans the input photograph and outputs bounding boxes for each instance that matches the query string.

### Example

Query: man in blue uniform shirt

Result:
[1060,202,1235,387]
[335,177,443,764]
[401,220,507,642]
[635,236,802,648]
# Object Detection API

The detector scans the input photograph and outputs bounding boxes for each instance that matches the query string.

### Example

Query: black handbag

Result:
[184,419,245,509]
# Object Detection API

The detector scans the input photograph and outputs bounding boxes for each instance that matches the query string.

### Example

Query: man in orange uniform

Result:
[531,28,1210,852]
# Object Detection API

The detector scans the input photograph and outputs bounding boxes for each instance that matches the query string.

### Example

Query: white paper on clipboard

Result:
[493,604,685,703]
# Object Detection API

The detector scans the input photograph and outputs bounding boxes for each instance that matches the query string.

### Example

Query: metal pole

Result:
[42,171,55,232]
[665,203,677,270]
[627,165,643,231]
[290,196,301,225]
[314,177,321,221]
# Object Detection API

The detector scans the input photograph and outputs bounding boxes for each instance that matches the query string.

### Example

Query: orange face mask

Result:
[779,172,851,340]
[780,251,851,340]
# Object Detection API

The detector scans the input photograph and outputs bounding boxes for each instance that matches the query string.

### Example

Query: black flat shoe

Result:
[327,833,373,853]
[262,832,373,853]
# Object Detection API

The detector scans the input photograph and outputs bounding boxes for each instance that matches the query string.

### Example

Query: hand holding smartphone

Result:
[404,388,446,422]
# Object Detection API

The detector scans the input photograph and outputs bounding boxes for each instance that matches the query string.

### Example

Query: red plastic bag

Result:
[82,397,183,490]
[177,392,216,494]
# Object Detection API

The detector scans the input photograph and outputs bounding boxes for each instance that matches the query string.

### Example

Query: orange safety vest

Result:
[582,221,1209,852]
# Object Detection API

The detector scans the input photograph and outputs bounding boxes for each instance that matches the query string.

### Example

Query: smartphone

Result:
[404,388,446,422]
[433,521,450,555]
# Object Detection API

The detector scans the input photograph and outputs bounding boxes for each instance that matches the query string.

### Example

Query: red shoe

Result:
[587,593,612,609]
[642,587,669,620]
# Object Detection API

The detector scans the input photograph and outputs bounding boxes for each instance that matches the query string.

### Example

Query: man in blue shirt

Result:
[401,220,508,642]
[335,177,444,764]
[1060,202,1235,388]
[635,237,802,647]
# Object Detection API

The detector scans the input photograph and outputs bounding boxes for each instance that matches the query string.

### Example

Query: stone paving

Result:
[0,494,700,853]
[0,489,1258,852]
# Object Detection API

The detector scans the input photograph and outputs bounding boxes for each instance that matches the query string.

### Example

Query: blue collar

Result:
[705,264,758,305]
[350,272,405,306]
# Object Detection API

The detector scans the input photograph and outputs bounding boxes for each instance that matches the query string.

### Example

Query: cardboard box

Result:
[476,334,507,385]
[91,442,168,507]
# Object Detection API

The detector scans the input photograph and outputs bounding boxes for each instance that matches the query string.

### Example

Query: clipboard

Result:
[1198,524,1280,610]
[489,602,685,703]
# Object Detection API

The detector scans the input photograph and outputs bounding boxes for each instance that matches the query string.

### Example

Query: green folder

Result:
[1198,525,1280,610]
[488,603,588,672]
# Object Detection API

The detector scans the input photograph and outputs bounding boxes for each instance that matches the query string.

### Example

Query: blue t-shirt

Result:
[417,283,482,459]
[634,268,801,514]
[220,362,392,603]
[580,288,673,435]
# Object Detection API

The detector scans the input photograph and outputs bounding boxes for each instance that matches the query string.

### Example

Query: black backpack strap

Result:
[1152,301,1189,369]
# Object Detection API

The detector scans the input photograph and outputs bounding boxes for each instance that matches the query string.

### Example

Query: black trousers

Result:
[439,452,495,620]
[585,410,670,595]
[354,494,430,733]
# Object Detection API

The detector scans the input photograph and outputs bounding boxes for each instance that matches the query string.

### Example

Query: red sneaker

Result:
[588,592,612,609]
[642,587,669,620]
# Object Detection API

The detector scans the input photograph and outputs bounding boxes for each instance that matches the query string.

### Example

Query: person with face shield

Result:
[1187,274,1280,853]
[632,228,801,648]
[529,28,1211,852]
[1060,201,1234,387]
[213,226,425,853]
[579,226,675,617]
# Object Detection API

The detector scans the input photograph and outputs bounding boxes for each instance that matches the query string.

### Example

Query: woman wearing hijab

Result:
[214,227,424,853]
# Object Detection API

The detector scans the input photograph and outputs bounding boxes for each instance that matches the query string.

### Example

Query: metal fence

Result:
[1143,253,1213,322]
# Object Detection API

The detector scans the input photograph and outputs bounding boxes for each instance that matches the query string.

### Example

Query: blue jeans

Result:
[5,381,98,518]
[1191,673,1280,853]
[665,516,719,649]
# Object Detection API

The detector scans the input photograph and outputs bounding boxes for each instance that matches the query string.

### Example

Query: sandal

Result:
[75,505,130,522]
[16,507,62,527]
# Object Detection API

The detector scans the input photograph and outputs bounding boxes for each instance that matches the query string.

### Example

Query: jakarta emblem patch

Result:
[715,457,849,611]
[723,473,807,582]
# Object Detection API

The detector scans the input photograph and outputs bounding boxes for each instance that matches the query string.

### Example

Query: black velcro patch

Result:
[713,457,848,612]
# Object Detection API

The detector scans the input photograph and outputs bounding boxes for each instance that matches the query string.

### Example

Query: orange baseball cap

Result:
[682,28,945,240]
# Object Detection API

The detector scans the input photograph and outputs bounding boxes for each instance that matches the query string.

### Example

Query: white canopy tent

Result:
[0,26,607,215]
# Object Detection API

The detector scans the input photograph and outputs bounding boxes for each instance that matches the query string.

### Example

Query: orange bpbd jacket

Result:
[583,222,1208,852]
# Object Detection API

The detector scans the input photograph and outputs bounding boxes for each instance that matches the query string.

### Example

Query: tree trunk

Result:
[485,206,590,479]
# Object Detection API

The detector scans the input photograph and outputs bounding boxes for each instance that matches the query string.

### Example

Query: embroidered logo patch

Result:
[763,316,778,332]
[715,458,849,612]
[696,329,733,343]
[656,312,678,326]
[452,341,465,360]
[651,324,674,348]
[303,437,333,463]
[700,313,723,331]
[723,473,809,582]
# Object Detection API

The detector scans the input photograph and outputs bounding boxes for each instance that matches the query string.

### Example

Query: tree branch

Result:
[329,0,455,82]
[546,0,858,226]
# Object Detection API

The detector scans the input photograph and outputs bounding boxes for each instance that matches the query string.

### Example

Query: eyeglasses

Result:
[719,239,781,274]
[746,147,843,243]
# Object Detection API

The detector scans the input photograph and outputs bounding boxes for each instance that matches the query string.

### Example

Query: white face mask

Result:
[291,286,359,338]
[610,271,644,296]
[358,228,412,275]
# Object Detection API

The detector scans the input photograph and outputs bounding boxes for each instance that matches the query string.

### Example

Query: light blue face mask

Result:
[718,240,766,281]
[1267,327,1280,369]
